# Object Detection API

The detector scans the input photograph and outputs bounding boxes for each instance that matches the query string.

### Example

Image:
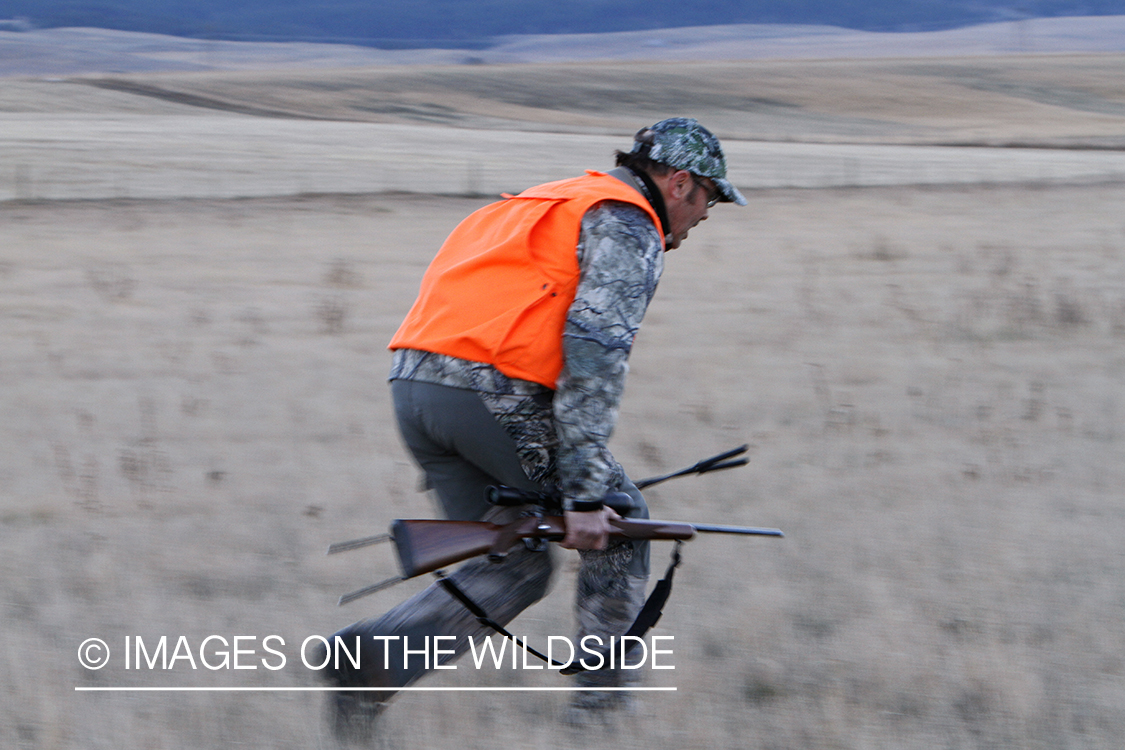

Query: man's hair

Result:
[614,150,674,177]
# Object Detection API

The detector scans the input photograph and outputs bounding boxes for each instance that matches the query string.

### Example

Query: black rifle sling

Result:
[434,541,683,674]
[434,572,569,669]
[560,541,682,675]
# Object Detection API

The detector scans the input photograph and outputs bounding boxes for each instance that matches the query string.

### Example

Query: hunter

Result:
[324,118,745,735]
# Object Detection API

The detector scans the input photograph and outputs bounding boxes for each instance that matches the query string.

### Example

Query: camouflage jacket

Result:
[390,190,664,509]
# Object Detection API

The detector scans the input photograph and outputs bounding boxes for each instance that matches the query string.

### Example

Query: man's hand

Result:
[560,507,621,551]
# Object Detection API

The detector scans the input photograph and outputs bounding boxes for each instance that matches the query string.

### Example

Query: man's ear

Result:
[667,170,693,201]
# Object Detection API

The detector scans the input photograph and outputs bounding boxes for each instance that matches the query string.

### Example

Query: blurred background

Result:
[2,3,1125,749]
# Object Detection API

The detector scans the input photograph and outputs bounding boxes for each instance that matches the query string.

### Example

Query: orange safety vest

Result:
[389,171,663,388]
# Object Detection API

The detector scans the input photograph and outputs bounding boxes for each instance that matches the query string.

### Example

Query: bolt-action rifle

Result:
[328,445,782,606]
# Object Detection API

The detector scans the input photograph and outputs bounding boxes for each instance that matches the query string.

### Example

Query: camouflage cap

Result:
[630,117,746,206]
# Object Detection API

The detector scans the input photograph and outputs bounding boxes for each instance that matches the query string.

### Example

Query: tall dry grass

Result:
[2,180,1123,748]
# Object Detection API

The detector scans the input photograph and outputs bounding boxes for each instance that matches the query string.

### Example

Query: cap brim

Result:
[715,177,747,206]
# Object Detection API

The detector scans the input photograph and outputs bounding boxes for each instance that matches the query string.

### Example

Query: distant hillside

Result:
[4,19,1125,79]
[4,0,1125,47]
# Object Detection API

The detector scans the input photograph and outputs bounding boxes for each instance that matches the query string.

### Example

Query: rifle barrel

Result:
[691,523,784,537]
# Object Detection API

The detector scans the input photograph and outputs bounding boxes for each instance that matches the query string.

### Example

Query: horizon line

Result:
[75,685,677,692]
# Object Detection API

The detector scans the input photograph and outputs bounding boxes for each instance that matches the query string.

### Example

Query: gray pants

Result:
[329,379,649,689]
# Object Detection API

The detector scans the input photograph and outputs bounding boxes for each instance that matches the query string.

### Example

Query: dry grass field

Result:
[2,30,1125,750]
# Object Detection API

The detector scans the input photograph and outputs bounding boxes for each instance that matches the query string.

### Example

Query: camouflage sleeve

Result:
[554,200,664,508]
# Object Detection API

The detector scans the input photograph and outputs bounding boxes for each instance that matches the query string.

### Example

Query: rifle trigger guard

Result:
[523,537,549,553]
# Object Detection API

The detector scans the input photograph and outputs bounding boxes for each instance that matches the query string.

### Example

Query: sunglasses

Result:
[692,176,720,208]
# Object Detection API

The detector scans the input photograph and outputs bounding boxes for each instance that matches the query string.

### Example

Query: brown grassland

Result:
[2,44,1125,749]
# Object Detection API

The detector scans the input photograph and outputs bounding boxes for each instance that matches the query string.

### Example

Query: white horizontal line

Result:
[75,686,677,692]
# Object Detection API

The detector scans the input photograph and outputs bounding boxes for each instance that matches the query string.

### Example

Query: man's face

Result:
[663,171,716,250]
